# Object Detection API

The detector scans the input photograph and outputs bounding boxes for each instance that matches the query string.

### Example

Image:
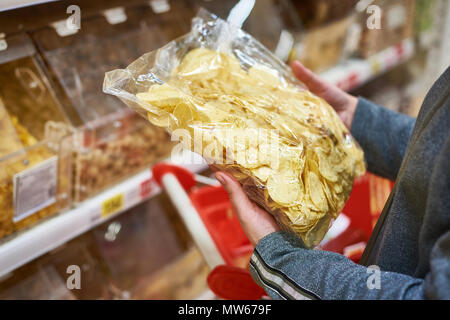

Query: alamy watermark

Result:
[66,264,81,290]
[357,0,382,30]
[169,127,286,169]
[366,265,381,290]
[66,5,81,31]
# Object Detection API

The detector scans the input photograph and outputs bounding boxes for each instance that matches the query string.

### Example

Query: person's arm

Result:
[249,230,450,300]
[350,98,416,181]
[213,169,450,300]
[213,170,449,300]
[291,62,416,180]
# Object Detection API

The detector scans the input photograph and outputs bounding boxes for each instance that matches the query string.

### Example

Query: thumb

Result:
[215,172,254,215]
[291,60,328,95]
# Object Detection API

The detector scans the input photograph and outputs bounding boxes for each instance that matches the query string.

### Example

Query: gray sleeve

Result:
[350,98,416,181]
[248,231,449,300]
[424,230,450,299]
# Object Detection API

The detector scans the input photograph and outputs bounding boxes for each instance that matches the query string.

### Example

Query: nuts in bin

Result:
[74,120,174,201]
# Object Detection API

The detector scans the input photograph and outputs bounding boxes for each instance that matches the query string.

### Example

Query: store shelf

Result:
[321,38,415,92]
[0,0,57,12]
[0,150,208,278]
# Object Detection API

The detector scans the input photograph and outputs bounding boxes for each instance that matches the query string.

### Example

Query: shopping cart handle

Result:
[152,163,225,269]
[153,163,196,192]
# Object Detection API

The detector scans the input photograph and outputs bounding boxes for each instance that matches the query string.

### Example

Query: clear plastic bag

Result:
[104,9,365,248]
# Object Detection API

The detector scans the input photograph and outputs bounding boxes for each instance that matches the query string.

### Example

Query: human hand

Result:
[291,61,358,130]
[214,171,280,246]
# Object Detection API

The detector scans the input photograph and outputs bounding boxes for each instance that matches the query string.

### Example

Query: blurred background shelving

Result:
[0,0,449,299]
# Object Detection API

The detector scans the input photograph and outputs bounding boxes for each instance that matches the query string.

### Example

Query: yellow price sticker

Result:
[101,193,124,218]
[370,58,382,74]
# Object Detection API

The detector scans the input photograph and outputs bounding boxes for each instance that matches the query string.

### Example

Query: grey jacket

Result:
[249,67,450,300]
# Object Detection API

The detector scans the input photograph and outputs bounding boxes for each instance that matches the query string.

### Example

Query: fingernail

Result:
[215,172,225,185]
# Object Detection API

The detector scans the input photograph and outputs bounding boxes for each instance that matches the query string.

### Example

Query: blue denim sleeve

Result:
[249,231,430,300]
[350,98,416,180]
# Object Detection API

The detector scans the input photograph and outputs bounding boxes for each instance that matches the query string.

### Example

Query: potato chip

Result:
[172,103,194,128]
[252,166,273,183]
[316,149,338,182]
[267,172,302,206]
[147,111,169,127]
[321,180,336,212]
[307,171,328,212]
[332,182,343,194]
[137,84,187,111]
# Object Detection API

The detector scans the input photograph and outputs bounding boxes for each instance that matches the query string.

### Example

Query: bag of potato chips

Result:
[103,9,365,248]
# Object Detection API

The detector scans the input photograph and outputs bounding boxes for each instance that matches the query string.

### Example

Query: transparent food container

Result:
[31,4,188,202]
[290,0,358,29]
[73,112,173,202]
[0,263,76,300]
[0,34,72,240]
[288,14,357,72]
[0,193,211,300]
[0,231,111,300]
[358,0,415,58]
[187,0,303,57]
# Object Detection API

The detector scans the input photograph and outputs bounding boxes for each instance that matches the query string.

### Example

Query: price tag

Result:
[149,0,170,14]
[51,20,79,37]
[369,57,382,74]
[140,178,153,198]
[387,4,407,30]
[396,43,405,58]
[13,156,58,222]
[101,193,124,218]
[103,7,127,25]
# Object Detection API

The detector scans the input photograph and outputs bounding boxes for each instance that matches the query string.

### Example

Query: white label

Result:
[387,4,407,30]
[103,7,127,25]
[0,38,7,51]
[344,23,362,56]
[149,0,170,14]
[13,156,58,222]
[51,20,79,37]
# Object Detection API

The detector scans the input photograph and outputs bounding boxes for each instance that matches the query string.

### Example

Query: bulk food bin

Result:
[287,0,359,72]
[0,195,211,300]
[0,231,112,300]
[30,3,190,202]
[0,33,73,240]
[187,0,303,58]
[357,0,415,58]
[0,262,77,300]
[290,0,358,29]
[89,196,210,299]
[288,14,357,72]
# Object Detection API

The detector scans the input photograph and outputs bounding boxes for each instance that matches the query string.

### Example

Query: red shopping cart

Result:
[321,173,394,262]
[152,163,266,300]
